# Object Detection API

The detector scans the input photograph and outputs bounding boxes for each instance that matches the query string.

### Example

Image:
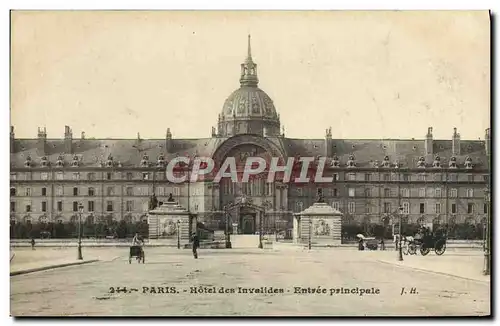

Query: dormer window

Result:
[417,156,426,168]
[55,155,64,168]
[449,156,457,169]
[24,155,32,168]
[157,154,166,168]
[71,155,79,167]
[433,155,441,168]
[394,161,400,169]
[141,154,150,167]
[106,155,114,168]
[347,155,356,168]
[40,156,49,168]
[331,155,340,168]
[382,156,391,168]
[465,156,473,169]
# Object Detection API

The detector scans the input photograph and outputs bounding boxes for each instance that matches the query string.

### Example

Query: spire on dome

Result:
[240,34,259,87]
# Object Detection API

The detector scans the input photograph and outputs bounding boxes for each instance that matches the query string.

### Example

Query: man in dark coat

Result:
[191,232,199,259]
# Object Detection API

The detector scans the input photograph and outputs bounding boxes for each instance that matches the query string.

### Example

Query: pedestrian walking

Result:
[191,232,199,259]
[31,238,35,250]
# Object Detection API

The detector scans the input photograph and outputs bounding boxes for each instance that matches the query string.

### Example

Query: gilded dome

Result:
[222,87,278,120]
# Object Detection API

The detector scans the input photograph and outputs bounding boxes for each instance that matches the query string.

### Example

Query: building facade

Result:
[10,36,491,237]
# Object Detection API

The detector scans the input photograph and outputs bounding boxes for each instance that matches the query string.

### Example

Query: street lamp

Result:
[308,219,312,250]
[224,204,232,249]
[177,220,181,249]
[77,203,84,260]
[259,201,272,249]
[483,189,490,275]
[398,206,404,261]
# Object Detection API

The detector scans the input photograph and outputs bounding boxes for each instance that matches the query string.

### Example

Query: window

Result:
[26,204,31,212]
[466,189,473,198]
[332,202,340,211]
[157,172,165,180]
[106,172,112,180]
[25,188,31,196]
[384,188,390,197]
[333,188,338,197]
[467,203,474,214]
[173,187,180,196]
[451,204,457,214]
[484,204,488,214]
[333,174,339,181]
[10,173,17,180]
[348,202,355,214]
[73,187,79,196]
[57,201,63,212]
[419,188,426,198]
[10,201,15,212]
[403,174,409,181]
[435,188,442,198]
[41,172,49,180]
[483,175,489,182]
[72,172,80,180]
[448,174,457,182]
[126,187,134,196]
[450,189,457,198]
[157,186,165,196]
[347,173,356,181]
[88,187,95,196]
[142,172,150,180]
[383,174,390,182]
[42,187,47,196]
[384,202,391,213]
[10,187,16,196]
[73,201,78,212]
[365,205,371,213]
[296,188,303,196]
[56,186,63,196]
[126,201,134,212]
[420,203,425,214]
[106,201,113,212]
[87,173,96,181]
[56,172,64,180]
[126,172,133,180]
[468,175,474,182]
[348,188,355,197]
[435,203,441,214]
[364,173,371,181]
[88,201,95,212]
[41,201,47,212]
[402,188,410,197]
[418,174,426,181]
[316,187,323,198]
[403,202,410,214]
[364,188,371,197]
[106,186,114,196]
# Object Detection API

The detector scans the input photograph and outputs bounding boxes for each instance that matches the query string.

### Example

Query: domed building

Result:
[9,36,490,244]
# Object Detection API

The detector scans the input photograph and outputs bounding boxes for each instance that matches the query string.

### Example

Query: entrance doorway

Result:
[241,214,256,234]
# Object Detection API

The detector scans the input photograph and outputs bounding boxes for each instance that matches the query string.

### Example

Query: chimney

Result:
[452,127,460,156]
[485,128,491,156]
[325,127,333,157]
[425,127,433,155]
[37,127,47,155]
[10,126,15,153]
[64,125,73,154]
[166,128,173,153]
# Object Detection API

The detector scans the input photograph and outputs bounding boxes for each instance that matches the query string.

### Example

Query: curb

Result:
[376,259,490,284]
[10,259,99,276]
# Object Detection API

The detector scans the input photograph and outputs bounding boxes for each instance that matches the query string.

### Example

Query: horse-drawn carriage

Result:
[405,228,447,256]
[129,245,145,264]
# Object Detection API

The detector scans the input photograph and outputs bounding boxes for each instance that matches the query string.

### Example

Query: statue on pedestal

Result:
[167,193,175,202]
[317,188,325,203]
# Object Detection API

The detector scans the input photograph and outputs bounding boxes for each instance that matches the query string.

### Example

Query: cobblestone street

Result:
[10,247,490,316]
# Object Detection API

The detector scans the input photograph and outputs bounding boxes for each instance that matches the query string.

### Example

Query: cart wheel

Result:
[435,241,446,256]
[408,244,417,255]
[420,244,430,256]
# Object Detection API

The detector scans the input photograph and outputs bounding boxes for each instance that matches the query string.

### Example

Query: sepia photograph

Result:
[8,10,491,317]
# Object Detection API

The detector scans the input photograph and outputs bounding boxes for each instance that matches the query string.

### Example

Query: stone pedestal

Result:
[293,202,342,246]
[147,200,195,247]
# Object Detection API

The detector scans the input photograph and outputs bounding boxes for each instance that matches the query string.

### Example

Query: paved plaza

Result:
[10,247,490,316]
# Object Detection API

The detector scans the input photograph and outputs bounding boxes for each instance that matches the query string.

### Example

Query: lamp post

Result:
[177,220,181,249]
[224,204,232,249]
[398,206,404,261]
[308,219,312,250]
[483,189,490,275]
[259,201,271,249]
[77,203,84,260]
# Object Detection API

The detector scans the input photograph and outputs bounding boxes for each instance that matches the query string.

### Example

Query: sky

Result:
[10,10,490,140]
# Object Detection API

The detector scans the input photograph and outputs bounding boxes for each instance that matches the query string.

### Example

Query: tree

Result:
[116,220,128,238]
